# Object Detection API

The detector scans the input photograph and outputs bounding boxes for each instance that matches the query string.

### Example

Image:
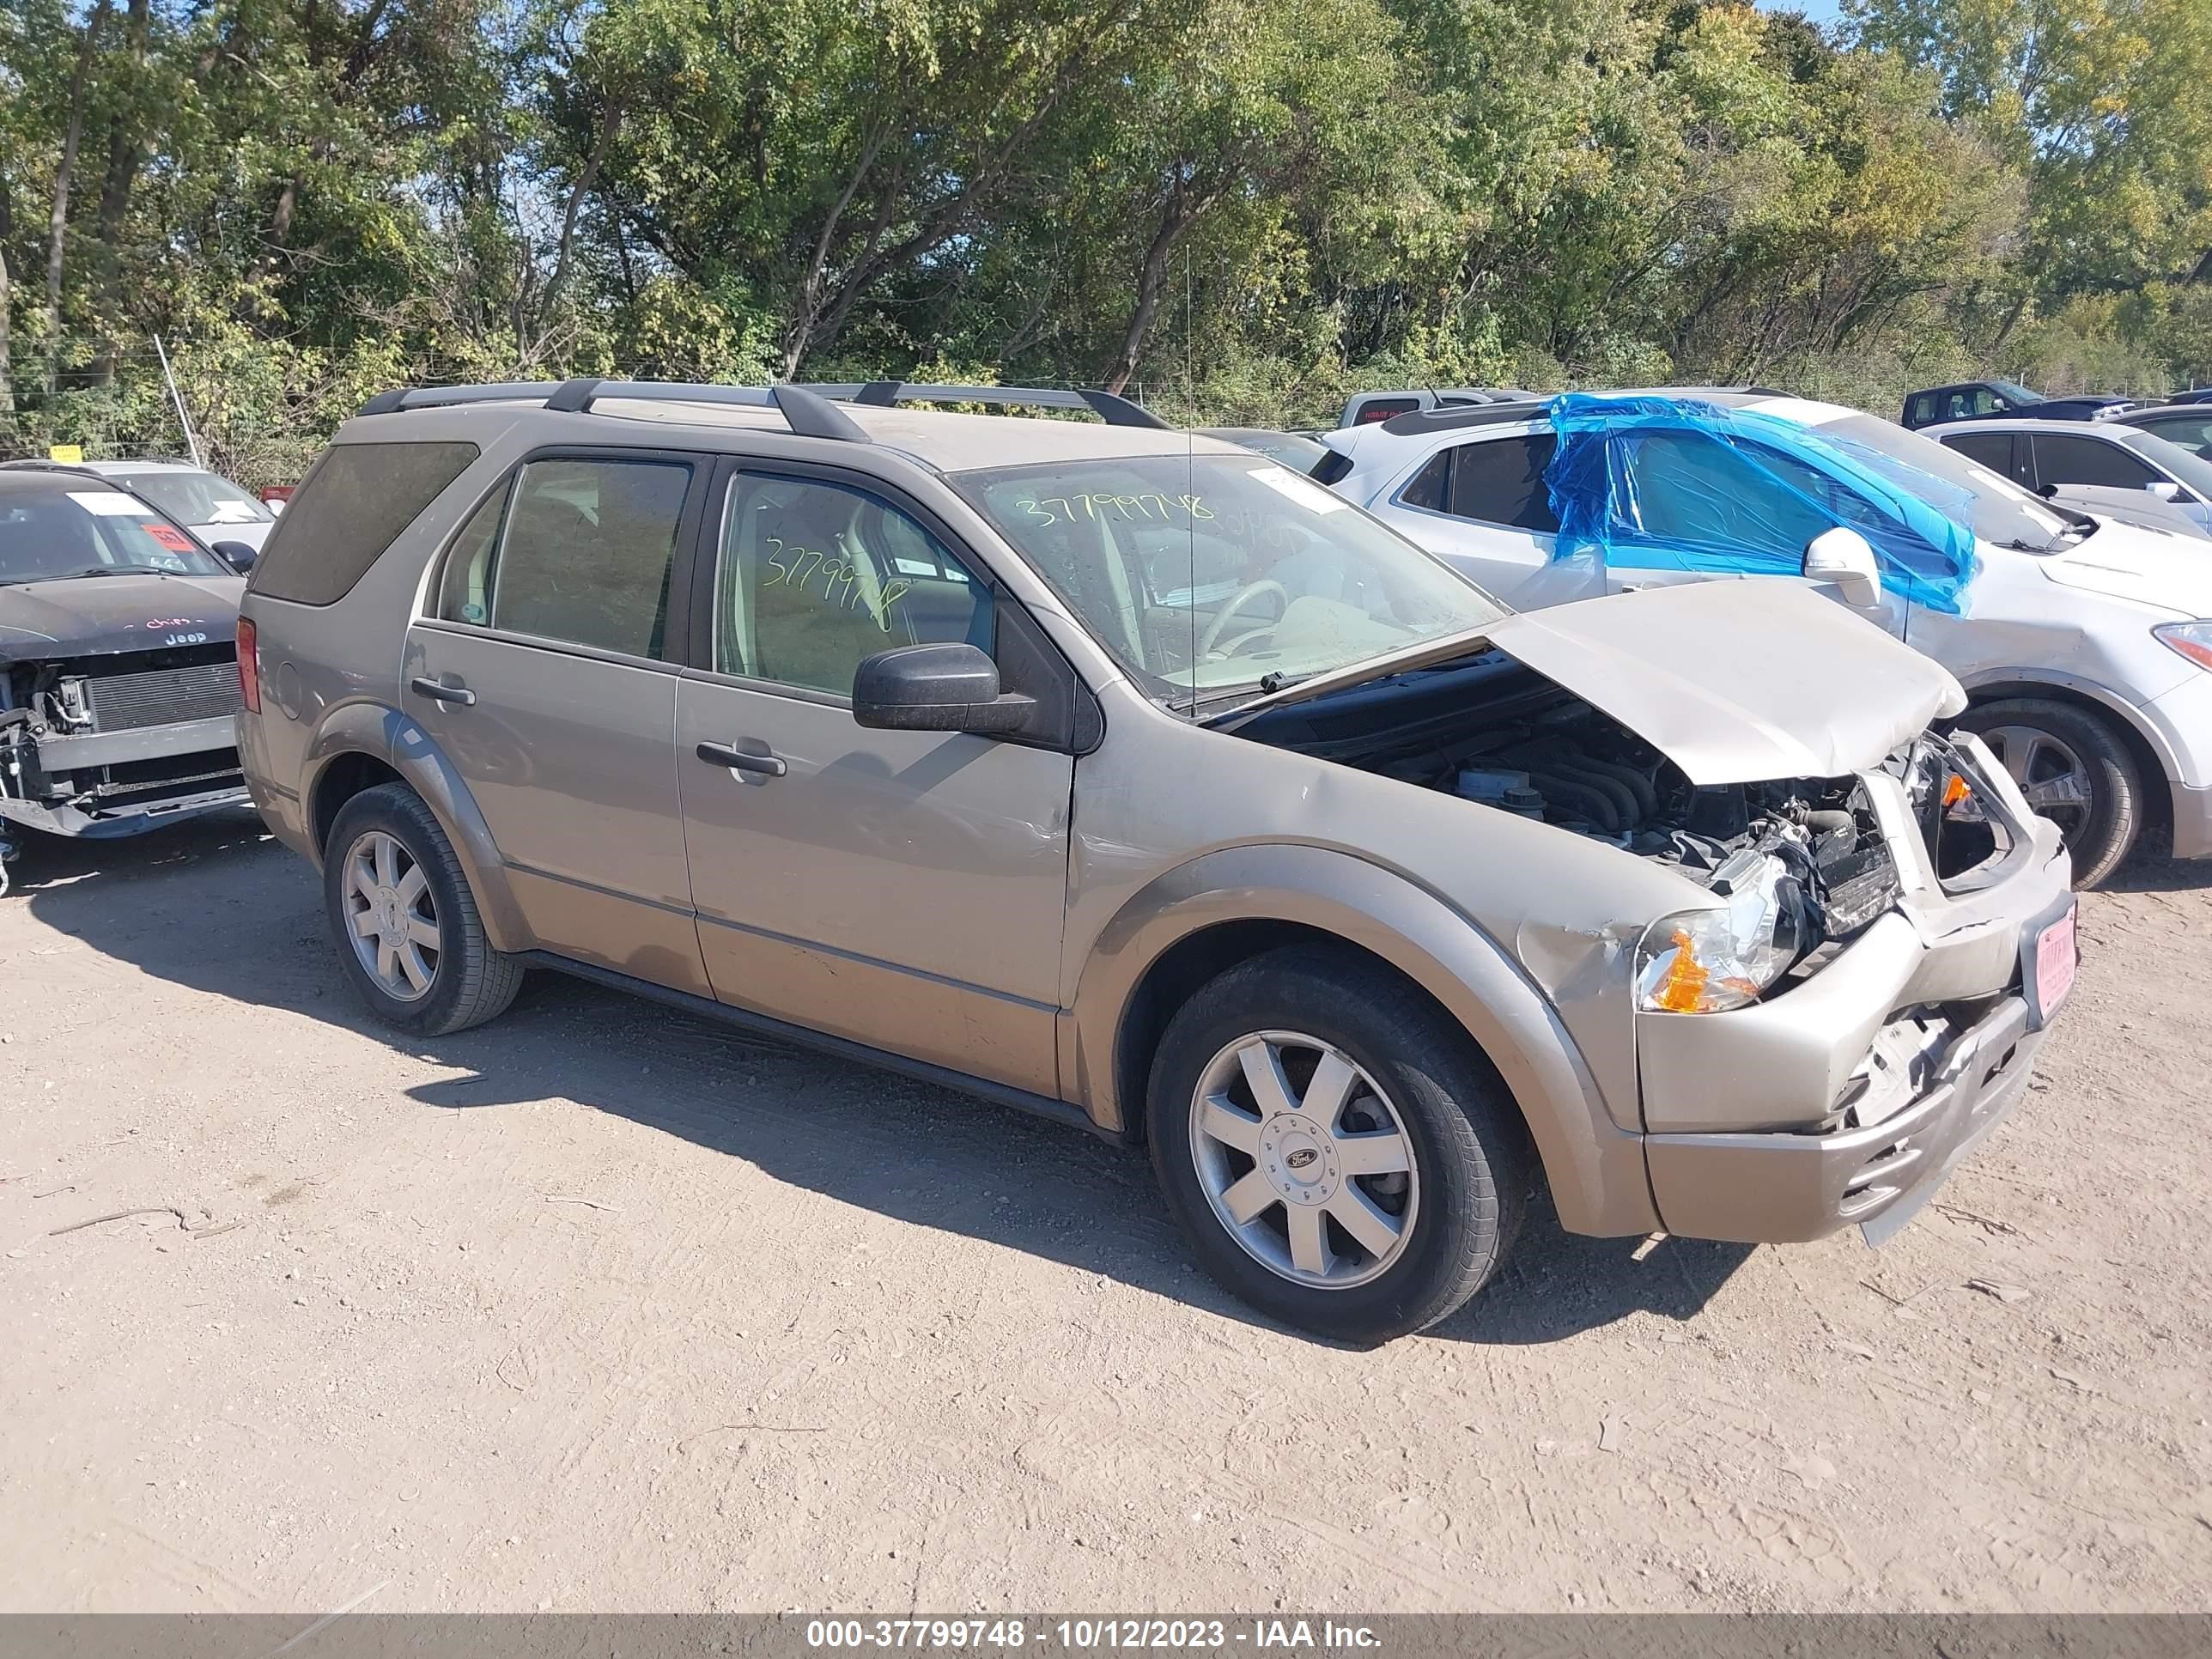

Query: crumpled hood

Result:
[2037,520,2212,619]
[1485,580,1966,785]
[0,572,245,659]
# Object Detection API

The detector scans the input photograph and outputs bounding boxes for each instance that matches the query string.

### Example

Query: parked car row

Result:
[1316,388,2211,887]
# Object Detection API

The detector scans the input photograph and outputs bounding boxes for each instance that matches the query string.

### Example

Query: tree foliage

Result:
[0,0,2206,472]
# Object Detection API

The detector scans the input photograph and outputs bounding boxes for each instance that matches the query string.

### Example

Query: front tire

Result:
[1146,946,1531,1343]
[324,783,524,1035]
[1960,697,2143,888]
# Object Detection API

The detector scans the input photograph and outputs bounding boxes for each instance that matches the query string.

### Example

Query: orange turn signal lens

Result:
[1943,773,1971,809]
[1652,927,1710,1012]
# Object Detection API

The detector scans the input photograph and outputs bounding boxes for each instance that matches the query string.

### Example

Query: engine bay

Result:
[1237,652,1906,948]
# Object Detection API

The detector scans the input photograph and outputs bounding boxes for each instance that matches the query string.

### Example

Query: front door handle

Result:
[696,740,787,779]
[410,676,477,707]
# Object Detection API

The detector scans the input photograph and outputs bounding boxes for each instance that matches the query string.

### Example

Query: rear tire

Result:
[1960,697,2143,888]
[324,783,524,1035]
[1146,945,1531,1343]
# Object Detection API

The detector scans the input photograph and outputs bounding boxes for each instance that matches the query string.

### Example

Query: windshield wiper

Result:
[59,564,179,578]
[1257,670,1311,694]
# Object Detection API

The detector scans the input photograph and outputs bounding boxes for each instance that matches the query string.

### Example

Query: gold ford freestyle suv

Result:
[236,379,2079,1341]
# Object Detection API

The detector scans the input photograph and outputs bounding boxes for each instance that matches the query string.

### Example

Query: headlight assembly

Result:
[1636,851,1811,1014]
[2153,620,2212,672]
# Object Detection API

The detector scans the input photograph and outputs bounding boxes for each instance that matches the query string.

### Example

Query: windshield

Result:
[2118,430,2212,498]
[958,451,1504,709]
[1811,413,2077,550]
[2134,410,2212,456]
[112,469,271,526]
[1990,380,2045,405]
[0,484,234,584]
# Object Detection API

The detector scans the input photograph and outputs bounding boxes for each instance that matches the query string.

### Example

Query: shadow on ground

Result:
[2098,842,2211,895]
[21,809,1753,1345]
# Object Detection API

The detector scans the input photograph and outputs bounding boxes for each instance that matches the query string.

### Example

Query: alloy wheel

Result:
[1188,1030,1419,1290]
[1978,723,2094,841]
[341,830,441,1001]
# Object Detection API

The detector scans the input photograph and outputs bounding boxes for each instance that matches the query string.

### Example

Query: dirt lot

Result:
[2,811,2209,1614]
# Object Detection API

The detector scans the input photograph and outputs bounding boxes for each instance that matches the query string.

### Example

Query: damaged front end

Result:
[0,639,250,854]
[1233,630,2073,1247]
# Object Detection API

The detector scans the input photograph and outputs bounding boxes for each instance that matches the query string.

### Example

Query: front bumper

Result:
[2145,670,2212,859]
[0,714,248,841]
[2169,781,2212,861]
[1636,738,2073,1245]
[1646,995,2041,1243]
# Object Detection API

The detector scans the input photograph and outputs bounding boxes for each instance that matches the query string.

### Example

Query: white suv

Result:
[1321,392,2212,885]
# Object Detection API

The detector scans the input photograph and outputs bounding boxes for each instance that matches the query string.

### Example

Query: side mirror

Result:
[2145,480,2182,502]
[1802,527,1881,609]
[852,642,1034,736]
[211,539,258,573]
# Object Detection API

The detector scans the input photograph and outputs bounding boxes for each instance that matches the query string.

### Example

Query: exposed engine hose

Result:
[1517,769,1624,833]
[1503,746,1638,829]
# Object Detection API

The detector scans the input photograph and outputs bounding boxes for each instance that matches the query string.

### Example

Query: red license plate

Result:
[2035,908,2078,1018]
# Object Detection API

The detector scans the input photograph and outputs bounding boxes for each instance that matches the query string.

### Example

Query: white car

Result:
[1922,416,2212,538]
[1320,392,2212,885]
[72,459,277,558]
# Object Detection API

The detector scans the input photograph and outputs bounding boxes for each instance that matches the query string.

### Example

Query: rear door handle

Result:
[410,676,477,707]
[696,740,787,779]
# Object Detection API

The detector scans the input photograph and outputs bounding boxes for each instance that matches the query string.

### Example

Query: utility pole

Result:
[152,334,202,468]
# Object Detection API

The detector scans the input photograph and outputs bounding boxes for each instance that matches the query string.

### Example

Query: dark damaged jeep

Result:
[0,470,252,886]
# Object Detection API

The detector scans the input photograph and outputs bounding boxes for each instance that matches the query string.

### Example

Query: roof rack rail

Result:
[354,375,1164,436]
[810,381,1171,430]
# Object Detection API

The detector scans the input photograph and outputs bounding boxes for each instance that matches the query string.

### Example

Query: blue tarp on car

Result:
[1541,393,1979,615]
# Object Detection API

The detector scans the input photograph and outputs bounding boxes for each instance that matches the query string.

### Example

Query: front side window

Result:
[436,457,689,658]
[959,453,1502,708]
[2031,433,2160,491]
[1620,430,1836,554]
[1942,430,2016,479]
[716,474,990,696]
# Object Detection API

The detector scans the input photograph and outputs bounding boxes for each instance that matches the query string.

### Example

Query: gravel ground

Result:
[2,812,2208,1613]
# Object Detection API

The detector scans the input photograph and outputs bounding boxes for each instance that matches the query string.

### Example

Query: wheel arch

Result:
[1066,843,1656,1237]
[1959,673,2172,842]
[301,702,534,953]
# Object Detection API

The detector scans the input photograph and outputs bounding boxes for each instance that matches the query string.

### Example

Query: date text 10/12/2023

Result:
[805,1620,1382,1652]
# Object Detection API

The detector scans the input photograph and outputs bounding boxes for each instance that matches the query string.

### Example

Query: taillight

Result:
[236,615,262,713]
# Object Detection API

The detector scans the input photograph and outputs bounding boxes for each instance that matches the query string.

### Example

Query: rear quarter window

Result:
[247,441,481,605]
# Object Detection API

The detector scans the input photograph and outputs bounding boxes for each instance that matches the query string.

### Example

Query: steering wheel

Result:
[1198,580,1288,658]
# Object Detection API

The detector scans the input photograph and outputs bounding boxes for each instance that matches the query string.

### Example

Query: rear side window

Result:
[247,441,480,605]
[1446,434,1560,532]
[437,457,690,659]
[1399,451,1449,511]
